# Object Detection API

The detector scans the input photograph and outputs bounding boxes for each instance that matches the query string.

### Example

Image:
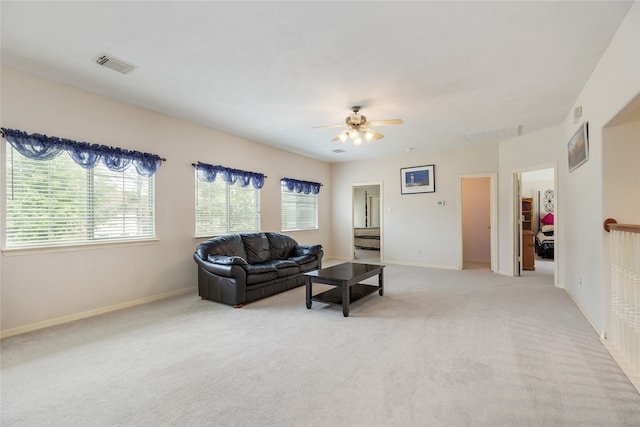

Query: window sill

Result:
[2,238,160,256]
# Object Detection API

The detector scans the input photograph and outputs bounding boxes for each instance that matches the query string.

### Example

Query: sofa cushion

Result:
[209,234,247,260]
[244,263,277,274]
[266,232,297,260]
[242,233,271,264]
[271,259,297,268]
[287,254,316,265]
[244,263,278,285]
[272,259,301,277]
[207,254,248,266]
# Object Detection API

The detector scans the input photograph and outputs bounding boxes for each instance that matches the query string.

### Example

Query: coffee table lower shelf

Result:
[311,284,380,307]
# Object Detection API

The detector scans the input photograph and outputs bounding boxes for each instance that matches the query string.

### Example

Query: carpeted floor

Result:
[2,262,639,426]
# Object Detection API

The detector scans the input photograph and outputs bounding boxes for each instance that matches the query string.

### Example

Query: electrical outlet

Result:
[417,249,422,255]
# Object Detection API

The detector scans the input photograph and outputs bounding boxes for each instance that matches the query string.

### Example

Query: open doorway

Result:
[352,183,382,263]
[458,173,497,271]
[516,168,556,282]
[461,177,491,270]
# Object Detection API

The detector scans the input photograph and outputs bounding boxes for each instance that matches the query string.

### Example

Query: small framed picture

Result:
[400,164,435,194]
[568,122,589,173]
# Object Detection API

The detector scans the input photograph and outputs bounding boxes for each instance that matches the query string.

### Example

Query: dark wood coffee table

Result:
[304,262,384,317]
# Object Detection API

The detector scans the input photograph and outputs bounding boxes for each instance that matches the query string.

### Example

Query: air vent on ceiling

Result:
[332,149,346,154]
[463,125,521,143]
[93,53,136,74]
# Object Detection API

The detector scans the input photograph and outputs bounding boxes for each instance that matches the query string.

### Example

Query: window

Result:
[195,170,260,236]
[5,143,155,248]
[281,181,318,231]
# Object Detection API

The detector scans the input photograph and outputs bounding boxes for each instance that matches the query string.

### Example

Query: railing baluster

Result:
[606,221,640,391]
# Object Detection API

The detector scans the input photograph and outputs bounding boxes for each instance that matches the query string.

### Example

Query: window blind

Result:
[5,144,155,248]
[195,171,260,236]
[281,182,318,231]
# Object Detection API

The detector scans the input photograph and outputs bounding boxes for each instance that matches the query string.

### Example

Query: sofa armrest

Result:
[294,244,322,257]
[193,253,247,279]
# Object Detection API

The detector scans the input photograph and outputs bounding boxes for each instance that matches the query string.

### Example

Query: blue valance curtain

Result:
[282,177,322,195]
[195,161,265,189]
[1,128,165,177]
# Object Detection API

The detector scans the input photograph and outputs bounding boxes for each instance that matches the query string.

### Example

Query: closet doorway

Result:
[352,183,382,263]
[458,173,497,272]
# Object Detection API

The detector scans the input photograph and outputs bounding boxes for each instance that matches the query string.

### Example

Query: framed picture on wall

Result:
[400,164,435,194]
[568,122,589,173]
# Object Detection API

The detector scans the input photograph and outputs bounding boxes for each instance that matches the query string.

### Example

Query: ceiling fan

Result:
[313,106,403,145]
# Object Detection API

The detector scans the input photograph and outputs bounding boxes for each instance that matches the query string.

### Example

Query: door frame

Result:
[514,172,523,276]
[351,181,384,261]
[457,173,497,272]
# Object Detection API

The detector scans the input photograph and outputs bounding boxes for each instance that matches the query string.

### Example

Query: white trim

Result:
[380,260,458,270]
[0,286,196,339]
[514,172,522,276]
[2,238,160,256]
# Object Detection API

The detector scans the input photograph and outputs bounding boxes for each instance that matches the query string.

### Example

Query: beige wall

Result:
[559,1,640,334]
[497,1,640,335]
[331,144,499,268]
[0,67,331,335]
[603,113,640,224]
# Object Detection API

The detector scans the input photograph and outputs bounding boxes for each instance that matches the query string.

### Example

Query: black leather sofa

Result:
[193,232,323,307]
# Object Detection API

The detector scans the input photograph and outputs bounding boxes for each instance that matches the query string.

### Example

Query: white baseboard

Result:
[564,286,604,338]
[326,255,458,270]
[463,258,491,264]
[382,259,458,270]
[1,286,196,339]
[601,339,640,394]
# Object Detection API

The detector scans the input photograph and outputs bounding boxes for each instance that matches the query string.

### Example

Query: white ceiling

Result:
[1,1,634,163]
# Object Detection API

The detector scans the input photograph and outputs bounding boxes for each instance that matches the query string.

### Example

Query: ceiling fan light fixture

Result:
[363,130,375,142]
[313,106,403,146]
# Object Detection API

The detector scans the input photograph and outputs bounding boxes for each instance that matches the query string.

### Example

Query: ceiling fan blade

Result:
[312,123,344,129]
[370,129,384,140]
[367,119,404,126]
